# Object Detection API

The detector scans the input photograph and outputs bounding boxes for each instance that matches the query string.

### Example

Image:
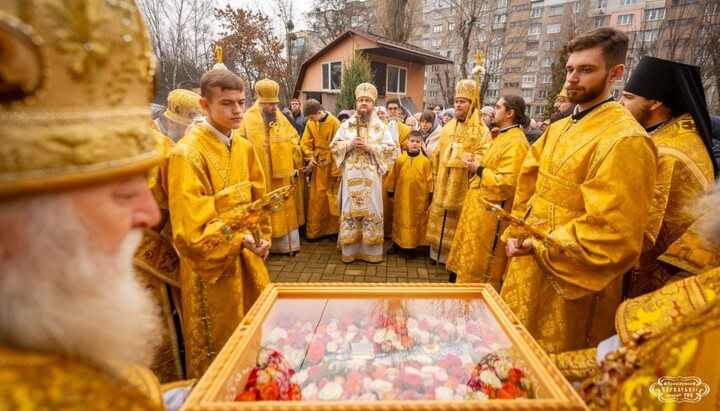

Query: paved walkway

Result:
[266,238,451,283]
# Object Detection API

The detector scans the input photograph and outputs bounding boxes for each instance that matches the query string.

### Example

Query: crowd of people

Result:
[1,1,719,409]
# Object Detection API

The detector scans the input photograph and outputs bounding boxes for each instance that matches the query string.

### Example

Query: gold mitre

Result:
[557,87,569,99]
[164,89,202,126]
[255,78,280,104]
[0,1,160,199]
[355,82,377,102]
[455,79,476,101]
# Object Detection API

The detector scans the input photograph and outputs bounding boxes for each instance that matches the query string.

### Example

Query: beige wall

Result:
[300,35,427,111]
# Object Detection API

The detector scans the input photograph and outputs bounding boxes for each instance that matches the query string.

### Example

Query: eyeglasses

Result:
[555,98,568,104]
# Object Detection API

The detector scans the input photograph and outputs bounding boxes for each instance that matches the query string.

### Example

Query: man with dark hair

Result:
[447,95,529,291]
[289,98,308,137]
[383,98,413,237]
[301,99,341,241]
[177,80,200,95]
[620,56,717,297]
[500,27,657,354]
[168,68,271,378]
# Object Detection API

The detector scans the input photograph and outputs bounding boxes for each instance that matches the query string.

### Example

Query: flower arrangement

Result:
[234,302,535,402]
[234,349,302,401]
[466,352,534,399]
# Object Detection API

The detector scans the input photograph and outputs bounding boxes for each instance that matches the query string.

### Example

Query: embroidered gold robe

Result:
[580,271,720,410]
[238,104,302,253]
[134,128,184,382]
[447,127,529,291]
[168,124,271,378]
[0,345,164,410]
[383,119,411,237]
[500,102,657,354]
[553,266,720,380]
[426,109,491,263]
[330,114,396,263]
[384,152,434,249]
[629,113,715,297]
[301,113,341,239]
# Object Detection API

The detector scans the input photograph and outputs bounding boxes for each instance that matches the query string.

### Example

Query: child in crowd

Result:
[385,131,434,259]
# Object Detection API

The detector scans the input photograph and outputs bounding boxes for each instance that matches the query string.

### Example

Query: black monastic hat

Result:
[624,56,718,176]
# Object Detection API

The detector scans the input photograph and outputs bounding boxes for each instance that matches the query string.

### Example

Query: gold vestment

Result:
[238,105,302,253]
[447,126,529,291]
[384,152,434,249]
[134,128,184,382]
[168,124,270,378]
[426,109,491,263]
[301,113,341,239]
[500,102,657,354]
[0,345,164,410]
[629,113,715,297]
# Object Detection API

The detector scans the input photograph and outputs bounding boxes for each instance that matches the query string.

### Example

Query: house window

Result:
[494,14,507,24]
[644,8,665,20]
[541,58,553,67]
[528,24,541,35]
[433,24,443,33]
[530,7,543,17]
[535,106,544,115]
[448,22,456,30]
[522,74,536,83]
[538,90,548,99]
[594,16,605,27]
[547,24,561,33]
[541,74,552,83]
[435,11,443,19]
[387,65,407,94]
[522,88,534,99]
[431,65,439,72]
[504,82,520,88]
[620,0,636,4]
[496,0,508,7]
[616,14,634,25]
[707,2,720,14]
[322,61,342,91]
[430,77,439,85]
[597,0,607,8]
[549,6,563,16]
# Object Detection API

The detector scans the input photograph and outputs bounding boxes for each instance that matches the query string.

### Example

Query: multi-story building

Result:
[409,0,719,117]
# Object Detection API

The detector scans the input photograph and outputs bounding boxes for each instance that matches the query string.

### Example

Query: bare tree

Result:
[305,0,374,46]
[137,0,215,103]
[377,0,421,43]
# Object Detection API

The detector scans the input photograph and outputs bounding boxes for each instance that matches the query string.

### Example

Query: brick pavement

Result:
[266,238,451,283]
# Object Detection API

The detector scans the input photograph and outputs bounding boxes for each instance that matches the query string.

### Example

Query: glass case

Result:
[181,283,588,410]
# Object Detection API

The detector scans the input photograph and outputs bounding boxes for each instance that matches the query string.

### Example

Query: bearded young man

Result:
[500,27,657,354]
[0,1,177,408]
[619,56,717,297]
[330,83,396,263]
[426,80,491,266]
[238,79,303,255]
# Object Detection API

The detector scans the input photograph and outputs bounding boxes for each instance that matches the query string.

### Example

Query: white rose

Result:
[404,366,420,375]
[293,370,308,385]
[456,384,470,396]
[288,349,306,369]
[373,330,385,344]
[369,379,394,394]
[267,327,287,344]
[480,370,503,389]
[413,355,433,365]
[468,390,489,400]
[318,382,344,401]
[435,386,454,401]
[303,383,318,398]
[326,321,338,333]
[494,358,511,380]
[326,341,339,353]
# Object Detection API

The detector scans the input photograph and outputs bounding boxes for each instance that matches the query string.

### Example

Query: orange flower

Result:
[284,383,302,401]
[235,387,259,401]
[306,340,326,364]
[259,380,281,400]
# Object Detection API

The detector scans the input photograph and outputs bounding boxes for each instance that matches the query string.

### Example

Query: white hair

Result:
[0,194,161,369]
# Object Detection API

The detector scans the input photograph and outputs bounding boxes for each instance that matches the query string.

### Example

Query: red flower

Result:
[244,368,260,390]
[498,382,526,399]
[306,340,326,364]
[259,380,281,400]
[235,387,259,401]
[507,368,525,384]
[283,383,302,401]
